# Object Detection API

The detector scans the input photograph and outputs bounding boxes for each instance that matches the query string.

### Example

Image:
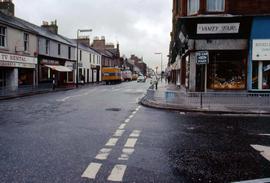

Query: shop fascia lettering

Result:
[197,23,240,34]
[0,53,37,64]
[0,53,37,68]
[252,39,270,60]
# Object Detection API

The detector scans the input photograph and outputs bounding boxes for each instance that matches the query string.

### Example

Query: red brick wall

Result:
[226,0,270,15]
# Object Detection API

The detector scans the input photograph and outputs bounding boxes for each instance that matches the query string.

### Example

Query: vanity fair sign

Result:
[0,53,37,68]
[197,23,240,34]
[252,39,270,60]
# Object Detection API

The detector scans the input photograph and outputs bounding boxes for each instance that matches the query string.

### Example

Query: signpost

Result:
[196,51,209,65]
[196,51,209,93]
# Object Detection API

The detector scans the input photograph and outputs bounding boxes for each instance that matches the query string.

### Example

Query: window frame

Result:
[57,43,61,56]
[23,32,29,52]
[187,0,200,15]
[0,26,7,48]
[45,39,50,55]
[68,46,71,59]
[206,0,225,12]
[90,53,92,63]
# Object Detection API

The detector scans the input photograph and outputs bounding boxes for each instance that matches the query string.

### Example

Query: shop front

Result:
[0,52,37,90]
[39,58,74,87]
[91,65,100,83]
[248,16,270,92]
[178,16,252,92]
[206,51,246,90]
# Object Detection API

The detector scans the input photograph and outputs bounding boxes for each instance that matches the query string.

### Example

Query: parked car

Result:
[137,75,146,82]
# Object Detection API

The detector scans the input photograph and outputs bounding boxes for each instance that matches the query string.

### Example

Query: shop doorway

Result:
[0,68,6,88]
[96,69,100,83]
[196,65,206,92]
[18,68,34,86]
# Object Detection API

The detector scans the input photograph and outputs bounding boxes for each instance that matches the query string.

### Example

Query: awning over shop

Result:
[45,65,72,72]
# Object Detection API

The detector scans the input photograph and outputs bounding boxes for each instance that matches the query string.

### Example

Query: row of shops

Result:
[170,15,270,92]
[0,11,102,92]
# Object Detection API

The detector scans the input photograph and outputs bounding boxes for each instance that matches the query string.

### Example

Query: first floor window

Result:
[68,47,71,59]
[188,0,200,15]
[58,44,61,55]
[207,0,225,12]
[0,26,6,47]
[45,40,50,54]
[24,33,29,51]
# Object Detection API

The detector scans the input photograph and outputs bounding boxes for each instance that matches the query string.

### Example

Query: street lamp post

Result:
[155,52,163,81]
[76,29,92,88]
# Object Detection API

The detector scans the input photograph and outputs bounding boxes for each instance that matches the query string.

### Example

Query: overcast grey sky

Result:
[14,0,172,70]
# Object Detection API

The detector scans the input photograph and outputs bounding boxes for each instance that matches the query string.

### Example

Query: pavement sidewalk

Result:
[141,81,270,115]
[0,83,103,101]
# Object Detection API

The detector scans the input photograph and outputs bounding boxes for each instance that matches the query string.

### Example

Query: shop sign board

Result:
[41,59,60,65]
[0,53,37,68]
[252,39,270,60]
[78,62,83,68]
[65,61,74,70]
[197,23,240,34]
[196,51,209,65]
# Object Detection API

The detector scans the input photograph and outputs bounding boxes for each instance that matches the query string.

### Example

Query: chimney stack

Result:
[41,20,58,34]
[0,0,15,16]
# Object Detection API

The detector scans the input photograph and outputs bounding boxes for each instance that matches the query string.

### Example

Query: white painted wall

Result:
[5,26,37,57]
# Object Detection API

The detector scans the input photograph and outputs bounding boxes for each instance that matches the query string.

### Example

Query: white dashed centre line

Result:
[130,130,141,138]
[125,119,130,123]
[113,130,125,137]
[105,138,119,147]
[251,144,270,161]
[81,163,102,179]
[259,134,270,136]
[128,115,134,119]
[107,164,127,182]
[124,138,138,148]
[118,148,135,161]
[95,148,112,160]
[118,124,126,130]
[132,111,137,115]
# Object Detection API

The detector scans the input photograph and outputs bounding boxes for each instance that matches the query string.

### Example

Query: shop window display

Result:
[252,62,259,89]
[263,62,270,89]
[208,52,246,90]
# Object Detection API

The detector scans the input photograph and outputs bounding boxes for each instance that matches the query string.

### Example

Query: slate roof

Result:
[0,12,73,46]
[66,38,101,55]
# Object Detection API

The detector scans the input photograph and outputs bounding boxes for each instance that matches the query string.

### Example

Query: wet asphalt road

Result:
[0,81,270,183]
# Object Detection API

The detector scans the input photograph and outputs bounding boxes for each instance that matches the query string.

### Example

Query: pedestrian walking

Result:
[52,74,56,90]
[80,75,85,85]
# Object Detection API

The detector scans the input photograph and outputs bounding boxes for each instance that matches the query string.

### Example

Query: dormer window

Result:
[207,0,225,12]
[188,0,200,15]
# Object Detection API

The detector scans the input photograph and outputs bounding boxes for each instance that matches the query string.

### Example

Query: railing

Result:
[146,86,270,109]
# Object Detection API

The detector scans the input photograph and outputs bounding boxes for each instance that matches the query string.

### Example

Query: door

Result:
[96,69,100,83]
[87,69,90,83]
[0,69,6,88]
[196,65,205,92]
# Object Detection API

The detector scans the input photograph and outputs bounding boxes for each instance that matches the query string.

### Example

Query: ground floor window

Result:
[207,51,246,90]
[263,62,270,89]
[18,69,34,86]
[252,61,270,90]
[39,65,51,82]
[252,62,259,90]
[68,72,74,82]
[0,68,6,88]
